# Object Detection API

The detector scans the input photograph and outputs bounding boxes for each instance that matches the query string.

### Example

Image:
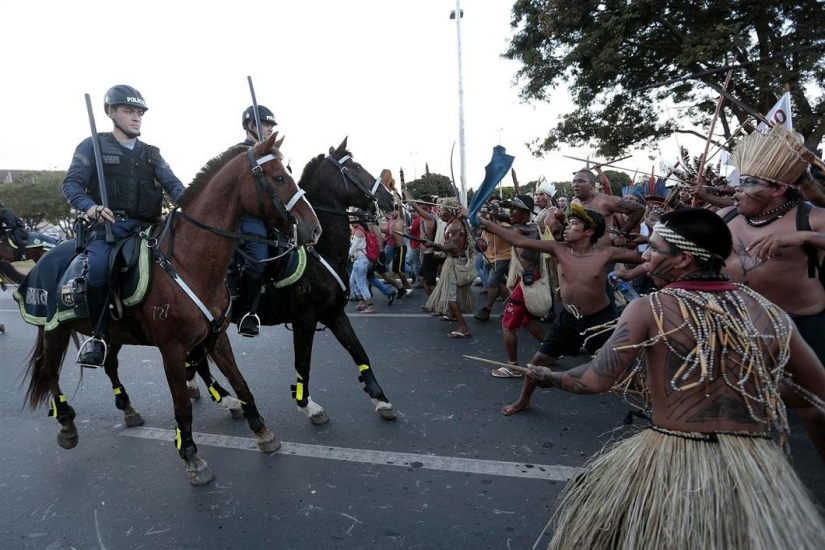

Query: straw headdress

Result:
[438,196,461,210]
[731,125,815,186]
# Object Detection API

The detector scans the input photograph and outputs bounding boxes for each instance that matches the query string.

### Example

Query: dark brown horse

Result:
[19,133,321,486]
[0,260,26,288]
[0,231,59,263]
[188,138,397,424]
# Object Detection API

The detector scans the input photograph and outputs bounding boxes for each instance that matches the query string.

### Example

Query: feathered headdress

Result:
[568,202,595,229]
[731,125,815,186]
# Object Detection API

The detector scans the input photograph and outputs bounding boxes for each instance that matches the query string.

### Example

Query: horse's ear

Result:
[329,146,335,154]
[263,131,279,151]
[274,135,285,150]
[335,136,348,154]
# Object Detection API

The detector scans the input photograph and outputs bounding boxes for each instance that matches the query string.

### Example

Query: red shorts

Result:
[501,282,535,330]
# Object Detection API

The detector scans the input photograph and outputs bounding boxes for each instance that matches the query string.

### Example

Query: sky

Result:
[0,1,697,196]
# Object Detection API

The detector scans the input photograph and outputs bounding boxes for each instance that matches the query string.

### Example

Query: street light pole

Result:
[451,0,467,206]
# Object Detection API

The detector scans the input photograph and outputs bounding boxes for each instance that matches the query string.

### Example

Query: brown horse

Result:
[19,133,321,486]
[0,231,59,263]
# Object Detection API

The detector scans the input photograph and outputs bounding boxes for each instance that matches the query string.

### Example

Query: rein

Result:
[324,153,383,203]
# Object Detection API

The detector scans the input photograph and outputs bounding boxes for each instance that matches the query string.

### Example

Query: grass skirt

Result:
[424,256,475,315]
[545,428,825,550]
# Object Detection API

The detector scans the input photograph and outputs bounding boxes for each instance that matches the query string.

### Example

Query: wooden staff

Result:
[696,70,733,186]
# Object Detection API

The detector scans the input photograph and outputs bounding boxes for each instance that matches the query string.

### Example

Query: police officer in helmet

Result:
[62,84,184,367]
[234,104,277,336]
[0,199,29,260]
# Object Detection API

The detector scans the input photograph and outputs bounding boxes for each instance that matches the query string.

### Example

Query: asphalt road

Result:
[1,286,823,550]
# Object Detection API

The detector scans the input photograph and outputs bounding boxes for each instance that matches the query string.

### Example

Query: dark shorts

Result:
[539,304,619,358]
[501,282,535,330]
[391,245,408,274]
[487,260,510,288]
[421,253,437,285]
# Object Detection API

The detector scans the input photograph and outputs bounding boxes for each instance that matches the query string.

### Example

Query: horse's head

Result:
[318,137,396,217]
[246,133,322,246]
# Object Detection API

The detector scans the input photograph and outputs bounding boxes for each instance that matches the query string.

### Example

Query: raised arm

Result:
[478,217,559,254]
[611,196,646,234]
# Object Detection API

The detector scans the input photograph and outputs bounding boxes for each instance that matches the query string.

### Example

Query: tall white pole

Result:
[454,0,467,206]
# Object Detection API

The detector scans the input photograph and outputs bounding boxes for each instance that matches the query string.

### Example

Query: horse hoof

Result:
[187,386,201,400]
[57,426,79,449]
[256,429,281,453]
[309,411,329,425]
[125,412,145,427]
[186,457,214,487]
[229,408,245,420]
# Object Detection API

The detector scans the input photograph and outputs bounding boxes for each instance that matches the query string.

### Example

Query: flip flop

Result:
[440,315,457,322]
[491,367,522,378]
[447,331,472,339]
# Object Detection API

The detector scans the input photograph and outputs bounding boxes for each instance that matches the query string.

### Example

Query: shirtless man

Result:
[404,192,439,296]
[717,126,824,458]
[479,204,641,414]
[518,208,825,548]
[426,198,472,337]
[388,203,413,292]
[571,168,645,247]
[533,181,563,240]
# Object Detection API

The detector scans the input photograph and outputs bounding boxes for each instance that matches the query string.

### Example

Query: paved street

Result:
[1,286,823,549]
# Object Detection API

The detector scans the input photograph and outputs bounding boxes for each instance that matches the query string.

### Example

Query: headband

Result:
[653,222,713,261]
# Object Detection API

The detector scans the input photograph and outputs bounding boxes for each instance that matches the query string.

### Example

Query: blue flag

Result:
[468,145,515,227]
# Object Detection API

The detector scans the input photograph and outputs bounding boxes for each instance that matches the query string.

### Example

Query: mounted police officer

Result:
[62,84,184,367]
[234,105,277,337]
[0,199,29,260]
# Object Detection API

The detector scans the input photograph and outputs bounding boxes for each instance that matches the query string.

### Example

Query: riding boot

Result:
[77,285,110,367]
[238,275,263,337]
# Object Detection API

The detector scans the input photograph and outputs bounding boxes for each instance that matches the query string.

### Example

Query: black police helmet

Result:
[243,105,277,129]
[104,85,148,114]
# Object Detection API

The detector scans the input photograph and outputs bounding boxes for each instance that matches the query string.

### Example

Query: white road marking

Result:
[121,427,581,481]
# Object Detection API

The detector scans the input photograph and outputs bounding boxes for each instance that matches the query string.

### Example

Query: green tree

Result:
[406,172,456,199]
[603,169,630,195]
[506,1,825,156]
[0,171,72,235]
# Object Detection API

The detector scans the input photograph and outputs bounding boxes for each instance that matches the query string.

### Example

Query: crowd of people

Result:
[7,81,825,546]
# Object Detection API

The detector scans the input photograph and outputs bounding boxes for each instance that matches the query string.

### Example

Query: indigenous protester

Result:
[719,125,825,459]
[387,202,413,293]
[408,209,423,287]
[233,104,277,336]
[481,195,547,377]
[62,85,184,367]
[556,196,568,210]
[424,197,474,338]
[404,192,439,296]
[521,208,825,550]
[479,204,642,415]
[533,181,563,240]
[0,200,28,260]
[570,168,645,247]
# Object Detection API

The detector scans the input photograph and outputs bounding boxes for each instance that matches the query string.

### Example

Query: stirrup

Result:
[77,336,108,368]
[238,312,261,337]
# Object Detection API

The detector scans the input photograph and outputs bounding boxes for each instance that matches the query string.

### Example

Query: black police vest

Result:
[88,133,163,222]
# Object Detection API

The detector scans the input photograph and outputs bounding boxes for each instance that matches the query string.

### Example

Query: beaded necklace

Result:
[580,193,595,205]
[744,198,799,227]
[610,283,796,454]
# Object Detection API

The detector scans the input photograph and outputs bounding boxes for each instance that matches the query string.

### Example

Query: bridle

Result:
[248,147,308,229]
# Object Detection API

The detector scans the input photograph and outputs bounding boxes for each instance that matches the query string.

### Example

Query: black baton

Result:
[84,93,114,243]
[247,76,264,143]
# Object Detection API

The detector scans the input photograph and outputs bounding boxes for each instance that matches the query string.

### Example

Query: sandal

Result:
[491,366,522,378]
[441,315,457,322]
[447,331,472,339]
[361,307,377,314]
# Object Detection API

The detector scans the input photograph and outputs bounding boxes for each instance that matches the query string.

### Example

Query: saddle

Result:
[13,232,154,330]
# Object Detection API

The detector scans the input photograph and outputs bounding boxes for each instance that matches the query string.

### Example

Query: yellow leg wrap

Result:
[208,384,222,402]
[175,427,182,450]
[48,394,67,417]
[113,386,123,396]
[295,382,304,401]
[358,364,370,372]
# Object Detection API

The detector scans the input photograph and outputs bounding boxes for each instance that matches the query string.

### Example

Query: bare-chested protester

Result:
[717,124,825,460]
[571,168,645,247]
[520,207,825,549]
[424,197,473,338]
[479,204,642,415]
[404,191,439,297]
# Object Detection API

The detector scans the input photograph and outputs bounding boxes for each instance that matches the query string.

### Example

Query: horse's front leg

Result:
[326,312,396,420]
[185,351,244,419]
[160,346,214,486]
[292,322,328,425]
[207,332,280,452]
[103,344,144,427]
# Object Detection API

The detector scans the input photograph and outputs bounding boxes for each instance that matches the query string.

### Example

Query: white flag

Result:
[756,92,793,132]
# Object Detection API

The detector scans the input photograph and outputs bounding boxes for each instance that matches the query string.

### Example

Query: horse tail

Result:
[22,326,71,410]
[0,260,25,285]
